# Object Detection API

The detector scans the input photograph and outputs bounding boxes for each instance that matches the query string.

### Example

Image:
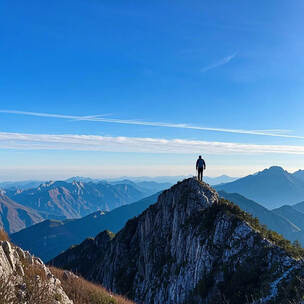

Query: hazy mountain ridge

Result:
[50,178,304,303]
[11,193,160,261]
[216,166,304,208]
[0,180,44,191]
[292,170,304,182]
[6,180,147,219]
[0,192,43,233]
[0,174,237,191]
[272,205,304,231]
[292,200,304,214]
[0,178,171,236]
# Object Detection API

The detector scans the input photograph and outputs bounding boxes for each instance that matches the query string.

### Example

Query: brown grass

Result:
[50,267,134,304]
[0,229,9,242]
[0,274,18,304]
[0,263,53,304]
[22,263,53,304]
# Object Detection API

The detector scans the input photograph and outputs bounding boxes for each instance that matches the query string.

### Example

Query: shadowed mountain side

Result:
[0,180,44,190]
[11,192,160,262]
[292,200,304,214]
[216,166,304,208]
[272,205,304,231]
[292,170,304,182]
[108,180,171,195]
[50,178,304,304]
[219,192,300,239]
[0,192,43,233]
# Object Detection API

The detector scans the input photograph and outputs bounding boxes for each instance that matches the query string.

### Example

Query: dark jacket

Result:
[196,158,206,170]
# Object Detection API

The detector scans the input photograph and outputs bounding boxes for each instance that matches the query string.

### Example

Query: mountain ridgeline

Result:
[11,192,160,261]
[0,179,169,235]
[6,180,147,219]
[0,191,43,233]
[216,166,304,208]
[50,178,304,304]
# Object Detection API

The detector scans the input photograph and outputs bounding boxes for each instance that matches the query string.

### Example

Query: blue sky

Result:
[1,0,304,180]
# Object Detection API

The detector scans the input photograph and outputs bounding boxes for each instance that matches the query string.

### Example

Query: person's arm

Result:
[196,160,198,169]
[203,160,206,170]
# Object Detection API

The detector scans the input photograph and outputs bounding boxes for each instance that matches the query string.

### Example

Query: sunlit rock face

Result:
[0,240,73,304]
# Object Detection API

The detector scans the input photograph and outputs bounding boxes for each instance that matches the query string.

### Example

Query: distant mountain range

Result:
[272,202,304,245]
[11,192,160,261]
[205,175,238,185]
[0,191,43,233]
[0,179,169,234]
[6,180,147,219]
[107,175,238,185]
[0,180,44,190]
[216,166,304,208]
[0,174,237,190]
[272,205,304,231]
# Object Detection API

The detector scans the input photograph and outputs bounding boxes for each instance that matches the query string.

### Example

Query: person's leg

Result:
[201,169,204,182]
[198,169,202,181]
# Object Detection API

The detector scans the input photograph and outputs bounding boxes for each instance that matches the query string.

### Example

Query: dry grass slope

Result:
[50,267,134,304]
[0,259,54,304]
[0,229,9,241]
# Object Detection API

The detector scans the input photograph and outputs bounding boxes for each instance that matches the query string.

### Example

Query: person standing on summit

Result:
[196,155,206,182]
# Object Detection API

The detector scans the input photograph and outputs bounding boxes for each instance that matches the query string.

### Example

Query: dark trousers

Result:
[198,168,204,181]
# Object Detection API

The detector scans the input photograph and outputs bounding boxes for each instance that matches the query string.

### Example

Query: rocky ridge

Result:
[51,178,304,304]
[0,239,72,304]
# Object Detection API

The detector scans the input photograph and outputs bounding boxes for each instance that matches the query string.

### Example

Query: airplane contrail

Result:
[0,109,303,139]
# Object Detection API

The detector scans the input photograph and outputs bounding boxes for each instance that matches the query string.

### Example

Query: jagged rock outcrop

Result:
[0,239,73,304]
[51,178,304,304]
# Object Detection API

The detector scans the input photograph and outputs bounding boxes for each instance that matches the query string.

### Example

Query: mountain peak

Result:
[216,166,304,208]
[262,166,286,175]
[161,177,218,211]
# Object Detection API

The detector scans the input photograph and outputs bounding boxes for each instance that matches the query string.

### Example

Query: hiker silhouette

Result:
[196,155,206,182]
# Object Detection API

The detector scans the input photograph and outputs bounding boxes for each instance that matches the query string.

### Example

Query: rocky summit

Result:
[51,178,304,304]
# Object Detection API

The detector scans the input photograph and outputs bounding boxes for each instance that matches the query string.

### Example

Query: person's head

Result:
[199,155,202,159]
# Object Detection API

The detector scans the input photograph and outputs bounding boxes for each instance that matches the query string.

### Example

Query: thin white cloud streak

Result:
[1,132,304,155]
[0,110,302,139]
[201,53,237,73]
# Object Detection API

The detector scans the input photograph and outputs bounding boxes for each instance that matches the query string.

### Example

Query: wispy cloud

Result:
[0,110,301,139]
[201,53,237,73]
[1,132,304,155]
